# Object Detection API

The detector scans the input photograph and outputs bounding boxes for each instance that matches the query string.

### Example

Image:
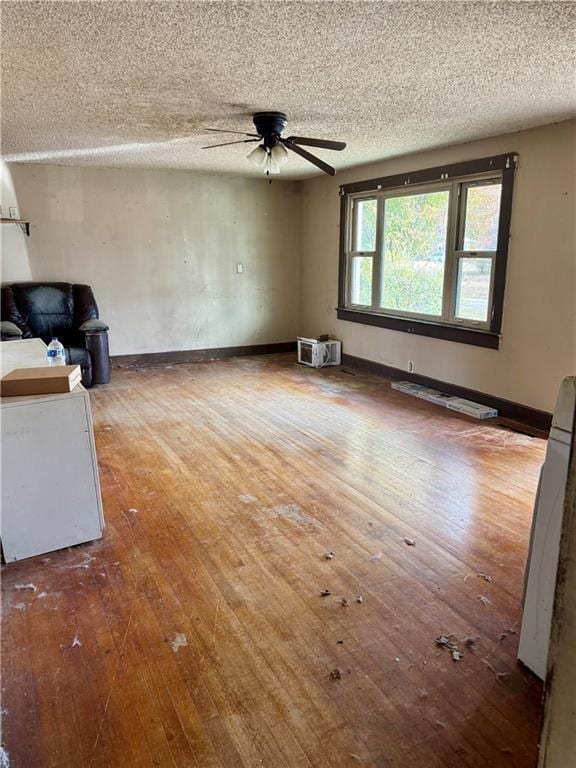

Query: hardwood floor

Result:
[1,354,545,768]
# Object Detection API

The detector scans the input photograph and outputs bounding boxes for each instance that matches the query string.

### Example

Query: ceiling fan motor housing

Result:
[253,112,288,147]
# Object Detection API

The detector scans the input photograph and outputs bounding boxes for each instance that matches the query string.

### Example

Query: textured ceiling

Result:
[2,1,575,179]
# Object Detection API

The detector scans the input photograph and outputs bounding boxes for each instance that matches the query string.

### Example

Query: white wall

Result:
[299,120,576,413]
[1,163,33,281]
[1,163,299,356]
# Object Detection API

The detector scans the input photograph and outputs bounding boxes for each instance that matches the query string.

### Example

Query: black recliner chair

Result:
[1,283,110,388]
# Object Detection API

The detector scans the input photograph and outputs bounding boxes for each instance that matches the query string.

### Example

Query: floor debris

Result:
[435,634,466,661]
[263,504,314,526]
[14,583,37,592]
[330,668,342,680]
[238,494,256,504]
[320,590,331,597]
[356,595,364,604]
[71,634,82,648]
[341,598,351,608]
[404,538,416,547]
[0,745,10,768]
[324,551,335,560]
[369,552,383,562]
[483,660,509,683]
[478,572,493,582]
[478,595,491,606]
[169,633,188,653]
[62,553,95,570]
[463,636,478,649]
[436,635,457,649]
[336,640,344,645]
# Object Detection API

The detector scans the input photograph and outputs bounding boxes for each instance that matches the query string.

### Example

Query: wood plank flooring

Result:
[1,354,545,768]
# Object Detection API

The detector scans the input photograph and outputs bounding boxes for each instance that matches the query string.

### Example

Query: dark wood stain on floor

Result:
[1,354,544,767]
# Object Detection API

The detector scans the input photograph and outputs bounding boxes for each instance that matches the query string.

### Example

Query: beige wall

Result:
[1,163,299,356]
[299,120,576,413]
[2,120,574,410]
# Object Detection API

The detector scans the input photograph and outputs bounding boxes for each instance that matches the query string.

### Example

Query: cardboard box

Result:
[0,365,82,397]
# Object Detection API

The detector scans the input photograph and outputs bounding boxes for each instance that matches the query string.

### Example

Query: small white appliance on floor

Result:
[518,376,576,679]
[297,337,341,368]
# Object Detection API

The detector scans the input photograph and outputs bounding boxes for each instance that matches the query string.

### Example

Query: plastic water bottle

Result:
[47,337,66,366]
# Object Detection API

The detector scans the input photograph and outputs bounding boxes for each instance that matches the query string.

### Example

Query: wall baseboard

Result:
[111,341,297,368]
[341,353,552,435]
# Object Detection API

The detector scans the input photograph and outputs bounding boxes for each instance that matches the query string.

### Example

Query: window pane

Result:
[463,183,501,251]
[353,199,377,251]
[380,190,449,316]
[455,257,492,322]
[350,256,373,305]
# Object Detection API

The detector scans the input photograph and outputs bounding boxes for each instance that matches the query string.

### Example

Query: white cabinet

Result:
[1,339,104,562]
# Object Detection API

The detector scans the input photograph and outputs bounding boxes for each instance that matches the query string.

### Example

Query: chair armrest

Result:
[79,319,109,333]
[1,321,23,340]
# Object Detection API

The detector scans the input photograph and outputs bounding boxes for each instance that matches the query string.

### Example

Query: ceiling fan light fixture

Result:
[267,154,282,175]
[247,145,267,168]
[270,143,289,167]
[207,112,343,177]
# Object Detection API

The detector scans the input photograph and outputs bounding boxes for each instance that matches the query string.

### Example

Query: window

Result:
[338,154,516,348]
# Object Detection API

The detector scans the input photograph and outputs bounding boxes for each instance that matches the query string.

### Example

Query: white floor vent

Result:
[391,381,498,419]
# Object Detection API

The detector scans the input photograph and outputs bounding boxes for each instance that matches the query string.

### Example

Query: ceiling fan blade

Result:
[202,138,260,149]
[287,136,346,151]
[204,128,260,137]
[282,138,336,176]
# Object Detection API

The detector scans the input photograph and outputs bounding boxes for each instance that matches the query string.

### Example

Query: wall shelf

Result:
[1,218,30,236]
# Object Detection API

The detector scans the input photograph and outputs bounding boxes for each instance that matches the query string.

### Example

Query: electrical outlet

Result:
[9,206,18,220]
[407,360,414,373]
[236,263,244,274]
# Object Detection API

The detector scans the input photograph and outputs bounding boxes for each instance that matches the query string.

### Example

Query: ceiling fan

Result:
[202,112,346,177]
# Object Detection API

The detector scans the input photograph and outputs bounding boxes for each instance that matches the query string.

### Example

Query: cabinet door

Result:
[1,395,103,561]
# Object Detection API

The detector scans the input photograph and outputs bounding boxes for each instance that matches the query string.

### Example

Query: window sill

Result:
[336,307,500,349]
